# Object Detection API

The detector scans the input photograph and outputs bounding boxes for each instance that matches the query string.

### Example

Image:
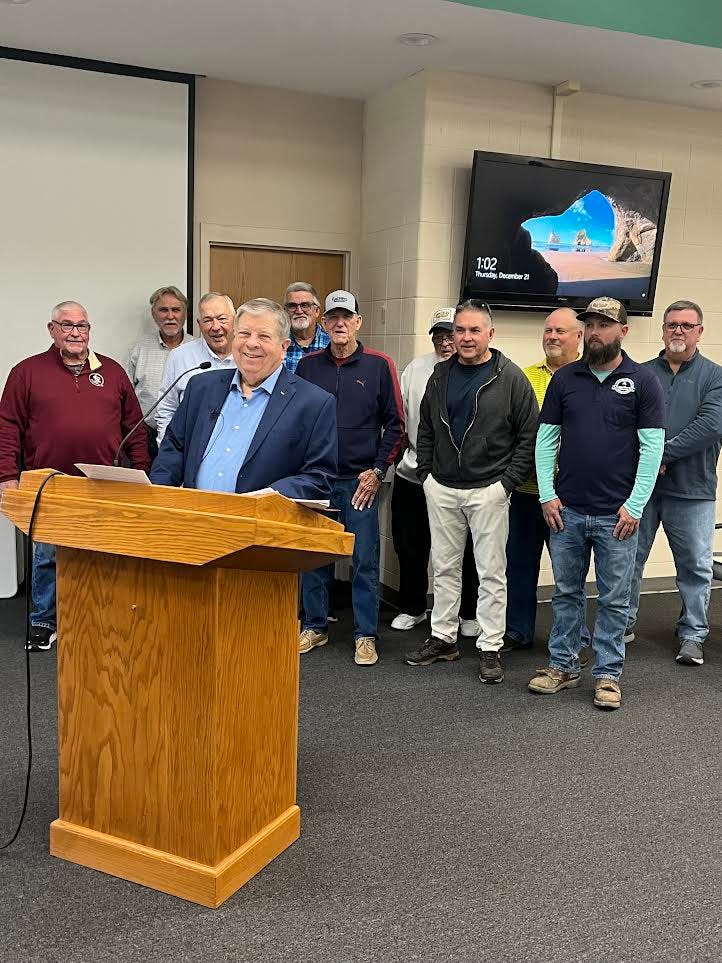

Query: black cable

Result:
[0,471,61,850]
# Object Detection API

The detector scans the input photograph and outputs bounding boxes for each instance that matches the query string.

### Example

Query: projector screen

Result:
[0,52,192,390]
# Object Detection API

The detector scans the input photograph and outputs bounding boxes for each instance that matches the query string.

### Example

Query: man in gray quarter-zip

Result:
[625,299,722,668]
[406,299,539,684]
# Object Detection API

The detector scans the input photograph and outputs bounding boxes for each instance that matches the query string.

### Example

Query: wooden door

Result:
[209,246,345,312]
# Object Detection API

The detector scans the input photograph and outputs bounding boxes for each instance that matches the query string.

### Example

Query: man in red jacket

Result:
[0,300,150,651]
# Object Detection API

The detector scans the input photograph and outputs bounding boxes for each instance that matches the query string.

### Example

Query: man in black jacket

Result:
[405,299,539,683]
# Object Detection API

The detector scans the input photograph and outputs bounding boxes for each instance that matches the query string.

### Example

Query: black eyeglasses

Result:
[432,333,454,345]
[54,322,90,333]
[284,301,318,313]
[663,321,701,332]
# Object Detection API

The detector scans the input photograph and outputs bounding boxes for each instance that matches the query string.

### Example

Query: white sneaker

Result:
[391,612,427,631]
[623,631,635,644]
[459,618,480,638]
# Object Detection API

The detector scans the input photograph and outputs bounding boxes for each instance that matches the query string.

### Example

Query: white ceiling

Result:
[2,0,722,109]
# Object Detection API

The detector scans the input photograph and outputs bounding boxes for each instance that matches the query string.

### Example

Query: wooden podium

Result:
[1,470,353,907]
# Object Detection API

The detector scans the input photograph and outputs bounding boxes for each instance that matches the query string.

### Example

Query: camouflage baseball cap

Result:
[577,297,628,325]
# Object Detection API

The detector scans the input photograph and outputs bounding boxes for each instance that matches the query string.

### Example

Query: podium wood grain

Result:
[1,471,353,907]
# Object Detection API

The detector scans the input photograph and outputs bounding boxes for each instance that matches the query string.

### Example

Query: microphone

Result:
[113,361,213,466]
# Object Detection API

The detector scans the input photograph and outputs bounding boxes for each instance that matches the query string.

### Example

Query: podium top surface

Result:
[1,470,353,569]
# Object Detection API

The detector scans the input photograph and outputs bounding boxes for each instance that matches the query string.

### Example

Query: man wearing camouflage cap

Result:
[391,308,479,635]
[529,297,665,710]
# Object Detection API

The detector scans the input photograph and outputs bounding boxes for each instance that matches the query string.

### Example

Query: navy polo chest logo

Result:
[89,373,105,387]
[611,377,635,395]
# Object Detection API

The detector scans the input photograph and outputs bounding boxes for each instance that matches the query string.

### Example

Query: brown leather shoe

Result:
[594,679,621,710]
[528,666,580,694]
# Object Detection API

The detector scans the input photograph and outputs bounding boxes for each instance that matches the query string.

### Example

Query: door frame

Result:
[199,222,356,305]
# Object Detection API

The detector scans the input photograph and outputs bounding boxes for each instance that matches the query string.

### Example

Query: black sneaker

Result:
[478,651,504,684]
[26,626,57,652]
[405,636,460,666]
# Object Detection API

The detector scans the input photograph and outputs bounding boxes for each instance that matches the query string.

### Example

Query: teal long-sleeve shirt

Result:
[536,423,665,519]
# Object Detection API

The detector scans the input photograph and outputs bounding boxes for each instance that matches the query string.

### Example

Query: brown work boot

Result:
[593,679,622,710]
[299,628,328,654]
[528,666,580,694]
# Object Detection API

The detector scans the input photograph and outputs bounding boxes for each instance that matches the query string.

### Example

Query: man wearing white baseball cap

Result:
[391,307,480,636]
[296,290,404,666]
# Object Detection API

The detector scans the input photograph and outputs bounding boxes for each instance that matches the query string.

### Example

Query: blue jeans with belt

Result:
[626,493,715,644]
[31,541,57,630]
[301,478,380,640]
[548,507,637,681]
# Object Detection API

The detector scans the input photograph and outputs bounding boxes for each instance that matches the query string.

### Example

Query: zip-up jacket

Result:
[416,348,539,491]
[647,349,722,501]
[296,341,404,479]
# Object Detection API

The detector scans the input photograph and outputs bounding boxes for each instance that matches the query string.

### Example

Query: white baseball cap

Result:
[324,290,359,315]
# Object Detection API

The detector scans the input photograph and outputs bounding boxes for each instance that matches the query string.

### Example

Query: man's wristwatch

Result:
[372,467,385,482]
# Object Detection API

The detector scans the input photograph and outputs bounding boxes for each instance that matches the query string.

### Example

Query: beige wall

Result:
[194,77,363,303]
[360,70,722,587]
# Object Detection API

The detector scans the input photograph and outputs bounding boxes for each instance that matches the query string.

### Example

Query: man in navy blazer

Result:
[150,297,337,500]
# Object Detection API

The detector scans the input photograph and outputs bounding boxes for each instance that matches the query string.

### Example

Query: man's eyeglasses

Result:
[663,321,701,332]
[54,322,90,334]
[284,301,318,313]
[432,334,454,345]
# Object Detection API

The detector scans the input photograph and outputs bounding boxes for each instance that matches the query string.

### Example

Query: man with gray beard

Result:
[625,300,722,667]
[283,282,329,373]
[528,297,665,711]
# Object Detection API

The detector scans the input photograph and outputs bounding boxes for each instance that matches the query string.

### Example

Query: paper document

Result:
[75,464,151,485]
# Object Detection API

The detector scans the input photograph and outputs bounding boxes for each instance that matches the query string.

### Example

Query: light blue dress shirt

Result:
[195,365,283,493]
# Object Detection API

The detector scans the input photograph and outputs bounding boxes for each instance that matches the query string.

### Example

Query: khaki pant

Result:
[424,475,510,650]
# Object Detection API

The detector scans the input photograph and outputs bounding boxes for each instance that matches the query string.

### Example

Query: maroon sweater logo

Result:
[89,373,105,387]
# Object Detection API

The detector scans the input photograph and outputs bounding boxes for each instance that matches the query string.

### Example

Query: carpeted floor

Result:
[0,587,720,963]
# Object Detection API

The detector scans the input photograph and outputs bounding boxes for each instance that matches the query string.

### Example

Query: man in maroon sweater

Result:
[0,300,150,650]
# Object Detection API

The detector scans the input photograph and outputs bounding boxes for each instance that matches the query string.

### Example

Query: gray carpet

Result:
[0,587,720,963]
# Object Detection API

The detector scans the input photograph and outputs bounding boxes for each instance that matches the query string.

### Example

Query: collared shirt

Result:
[538,350,665,516]
[124,330,194,429]
[518,358,561,495]
[283,325,330,374]
[195,365,283,493]
[155,337,236,441]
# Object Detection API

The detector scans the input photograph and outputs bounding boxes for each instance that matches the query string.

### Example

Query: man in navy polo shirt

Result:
[528,297,665,710]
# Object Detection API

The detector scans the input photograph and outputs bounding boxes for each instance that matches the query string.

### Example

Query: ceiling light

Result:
[0,0,32,5]
[690,80,722,89]
[398,33,438,47]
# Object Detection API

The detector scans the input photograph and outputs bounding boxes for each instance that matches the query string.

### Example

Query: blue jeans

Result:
[31,541,57,630]
[506,491,591,648]
[548,507,637,681]
[301,478,380,640]
[627,494,715,644]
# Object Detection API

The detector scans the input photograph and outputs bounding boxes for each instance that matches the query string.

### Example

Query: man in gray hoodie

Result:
[626,299,722,667]
[405,299,539,684]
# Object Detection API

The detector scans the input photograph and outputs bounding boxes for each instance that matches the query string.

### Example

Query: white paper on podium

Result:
[75,464,151,485]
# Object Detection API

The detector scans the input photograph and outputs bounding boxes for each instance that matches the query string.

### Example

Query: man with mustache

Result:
[283,282,330,373]
[528,297,665,710]
[625,300,722,667]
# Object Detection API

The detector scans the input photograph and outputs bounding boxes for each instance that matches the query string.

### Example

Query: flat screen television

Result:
[460,151,671,316]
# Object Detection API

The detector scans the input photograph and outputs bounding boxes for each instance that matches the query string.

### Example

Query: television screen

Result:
[460,152,671,316]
